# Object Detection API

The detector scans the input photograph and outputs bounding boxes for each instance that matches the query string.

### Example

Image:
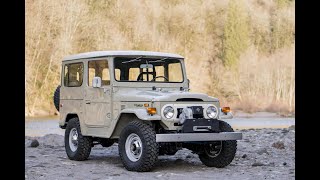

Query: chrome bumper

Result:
[156,132,242,142]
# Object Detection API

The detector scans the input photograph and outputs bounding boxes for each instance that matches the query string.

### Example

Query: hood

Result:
[114,88,218,102]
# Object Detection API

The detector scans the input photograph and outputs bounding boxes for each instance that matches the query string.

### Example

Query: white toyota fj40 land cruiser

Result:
[53,50,242,172]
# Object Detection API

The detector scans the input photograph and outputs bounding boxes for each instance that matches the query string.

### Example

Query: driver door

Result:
[84,59,111,127]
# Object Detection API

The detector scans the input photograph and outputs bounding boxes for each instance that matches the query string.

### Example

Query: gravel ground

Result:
[25,126,295,180]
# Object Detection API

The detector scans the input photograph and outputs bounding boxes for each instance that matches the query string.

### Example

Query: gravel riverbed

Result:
[25,126,295,180]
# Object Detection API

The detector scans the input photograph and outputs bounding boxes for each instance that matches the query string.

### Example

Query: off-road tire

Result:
[199,120,237,168]
[118,121,159,172]
[65,117,92,161]
[53,85,61,111]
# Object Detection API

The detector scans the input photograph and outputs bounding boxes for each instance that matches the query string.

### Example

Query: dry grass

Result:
[25,0,295,117]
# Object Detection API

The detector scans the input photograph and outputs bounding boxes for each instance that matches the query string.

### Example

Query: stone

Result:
[30,139,39,147]
[281,129,289,133]
[252,162,265,167]
[283,162,287,166]
[257,148,269,155]
[242,154,247,158]
[288,125,295,130]
[272,141,285,149]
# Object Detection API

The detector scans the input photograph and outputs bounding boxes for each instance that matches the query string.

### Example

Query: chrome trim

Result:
[193,126,212,131]
[156,132,242,142]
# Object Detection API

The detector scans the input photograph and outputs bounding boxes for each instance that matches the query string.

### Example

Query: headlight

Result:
[206,106,218,119]
[163,106,174,119]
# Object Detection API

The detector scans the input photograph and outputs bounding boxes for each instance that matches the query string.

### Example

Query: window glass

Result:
[64,63,83,87]
[129,68,140,81]
[113,58,183,82]
[88,60,110,86]
[154,66,165,81]
[168,63,183,82]
[64,65,68,86]
[115,69,121,80]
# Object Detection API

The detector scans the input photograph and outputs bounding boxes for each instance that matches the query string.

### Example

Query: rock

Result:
[242,154,247,158]
[281,129,289,133]
[175,159,183,163]
[257,148,269,155]
[39,134,64,147]
[267,162,275,167]
[272,141,285,149]
[30,139,39,147]
[288,125,295,130]
[283,162,287,166]
[252,162,265,167]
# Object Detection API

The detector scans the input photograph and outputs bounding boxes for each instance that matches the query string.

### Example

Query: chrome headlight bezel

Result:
[206,105,218,119]
[163,106,174,119]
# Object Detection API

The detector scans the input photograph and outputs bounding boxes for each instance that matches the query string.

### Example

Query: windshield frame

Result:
[113,57,185,83]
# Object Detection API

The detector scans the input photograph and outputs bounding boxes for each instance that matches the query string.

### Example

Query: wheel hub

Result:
[69,128,78,152]
[125,133,143,162]
[204,142,222,158]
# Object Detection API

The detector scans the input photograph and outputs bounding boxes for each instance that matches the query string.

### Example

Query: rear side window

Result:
[64,63,84,87]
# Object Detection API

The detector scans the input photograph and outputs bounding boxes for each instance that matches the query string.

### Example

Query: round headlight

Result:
[206,106,218,119]
[163,106,174,119]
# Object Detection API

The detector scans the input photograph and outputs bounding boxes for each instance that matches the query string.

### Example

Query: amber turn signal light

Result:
[222,107,230,113]
[147,107,157,115]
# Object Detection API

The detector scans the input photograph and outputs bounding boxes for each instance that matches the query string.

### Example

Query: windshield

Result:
[114,57,184,83]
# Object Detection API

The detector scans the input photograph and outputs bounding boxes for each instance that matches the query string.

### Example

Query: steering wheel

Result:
[137,72,155,81]
[151,76,169,82]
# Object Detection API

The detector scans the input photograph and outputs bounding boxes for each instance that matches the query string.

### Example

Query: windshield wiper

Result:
[122,56,143,64]
[148,57,170,63]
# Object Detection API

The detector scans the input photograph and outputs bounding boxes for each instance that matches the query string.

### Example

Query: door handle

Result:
[85,100,91,104]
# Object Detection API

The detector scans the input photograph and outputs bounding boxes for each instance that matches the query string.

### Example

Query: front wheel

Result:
[198,121,237,168]
[65,117,92,161]
[118,121,158,172]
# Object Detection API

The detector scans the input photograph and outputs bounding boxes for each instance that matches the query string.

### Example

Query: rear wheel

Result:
[65,117,92,161]
[198,121,237,168]
[118,121,158,172]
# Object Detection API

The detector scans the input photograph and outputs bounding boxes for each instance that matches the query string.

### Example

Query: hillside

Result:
[25,0,295,117]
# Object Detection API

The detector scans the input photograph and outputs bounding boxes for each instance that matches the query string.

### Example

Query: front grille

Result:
[189,106,204,118]
[177,108,183,118]
[176,106,204,119]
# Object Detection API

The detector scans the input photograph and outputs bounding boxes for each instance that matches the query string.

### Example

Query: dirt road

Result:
[25,127,295,180]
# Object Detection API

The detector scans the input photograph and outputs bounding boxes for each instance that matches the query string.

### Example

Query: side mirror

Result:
[92,77,101,88]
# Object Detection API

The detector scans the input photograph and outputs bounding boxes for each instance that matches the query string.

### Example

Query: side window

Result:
[88,60,110,86]
[64,65,68,86]
[64,63,84,87]
[115,69,121,80]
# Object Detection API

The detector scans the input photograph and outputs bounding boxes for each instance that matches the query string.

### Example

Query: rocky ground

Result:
[25,126,295,180]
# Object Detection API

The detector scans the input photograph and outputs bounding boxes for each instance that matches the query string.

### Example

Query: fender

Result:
[108,108,161,138]
[116,108,161,121]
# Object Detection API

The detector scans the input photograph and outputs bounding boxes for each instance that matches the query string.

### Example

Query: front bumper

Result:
[156,132,242,142]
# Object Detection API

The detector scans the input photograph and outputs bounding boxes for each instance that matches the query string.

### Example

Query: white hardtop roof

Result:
[63,50,184,61]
